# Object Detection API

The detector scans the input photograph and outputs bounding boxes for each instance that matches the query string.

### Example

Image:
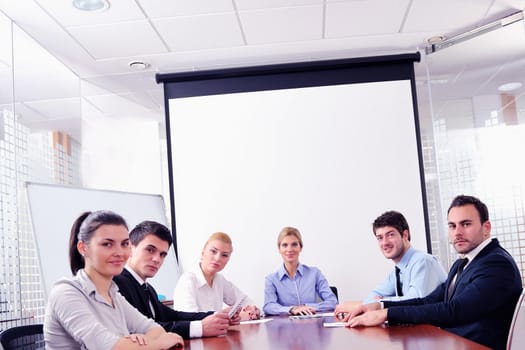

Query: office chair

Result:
[507,291,525,350]
[330,286,339,302]
[0,324,44,350]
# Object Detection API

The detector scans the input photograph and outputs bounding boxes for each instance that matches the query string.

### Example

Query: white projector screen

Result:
[158,54,428,307]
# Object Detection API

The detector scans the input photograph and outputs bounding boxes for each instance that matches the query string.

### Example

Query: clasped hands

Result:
[333,301,387,327]
[289,304,316,316]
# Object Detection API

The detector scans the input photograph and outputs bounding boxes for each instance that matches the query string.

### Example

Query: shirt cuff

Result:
[189,320,203,338]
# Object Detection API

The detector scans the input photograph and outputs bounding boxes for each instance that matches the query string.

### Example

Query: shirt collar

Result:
[125,265,146,285]
[278,262,303,280]
[76,269,97,295]
[462,237,492,265]
[76,268,118,302]
[195,263,211,288]
[396,246,415,271]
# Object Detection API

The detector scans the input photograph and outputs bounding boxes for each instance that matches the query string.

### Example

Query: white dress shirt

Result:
[173,264,252,312]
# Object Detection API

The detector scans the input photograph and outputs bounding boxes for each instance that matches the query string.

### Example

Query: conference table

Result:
[183,314,490,349]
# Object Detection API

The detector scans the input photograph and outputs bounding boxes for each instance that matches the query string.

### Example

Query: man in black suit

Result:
[344,195,522,350]
[114,221,238,339]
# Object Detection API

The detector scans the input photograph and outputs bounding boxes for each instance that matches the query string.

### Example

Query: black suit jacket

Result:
[385,238,522,350]
[114,268,213,339]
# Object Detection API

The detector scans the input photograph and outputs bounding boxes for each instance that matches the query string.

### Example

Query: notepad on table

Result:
[323,322,347,327]
[289,312,334,320]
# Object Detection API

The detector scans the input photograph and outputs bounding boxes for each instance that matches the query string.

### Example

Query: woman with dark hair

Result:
[44,210,184,350]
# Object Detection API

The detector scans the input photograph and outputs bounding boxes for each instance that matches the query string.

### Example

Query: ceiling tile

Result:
[138,0,234,17]
[67,21,168,59]
[235,0,322,11]
[240,5,323,44]
[326,0,411,38]
[403,0,493,32]
[153,13,244,51]
[36,0,145,26]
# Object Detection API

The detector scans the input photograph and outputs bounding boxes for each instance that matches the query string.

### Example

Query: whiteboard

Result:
[26,182,179,301]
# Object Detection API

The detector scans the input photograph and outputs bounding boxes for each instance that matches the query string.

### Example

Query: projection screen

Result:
[157,53,428,305]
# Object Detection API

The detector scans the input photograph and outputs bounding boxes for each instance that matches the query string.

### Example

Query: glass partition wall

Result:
[0,12,168,329]
[416,14,525,285]
[0,12,82,329]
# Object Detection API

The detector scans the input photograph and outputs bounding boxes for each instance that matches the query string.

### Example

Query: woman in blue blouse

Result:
[263,227,337,315]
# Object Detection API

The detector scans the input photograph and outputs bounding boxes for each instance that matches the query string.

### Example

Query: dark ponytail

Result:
[69,212,91,275]
[68,210,128,275]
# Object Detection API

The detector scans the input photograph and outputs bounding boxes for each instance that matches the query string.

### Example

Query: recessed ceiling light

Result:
[498,82,522,92]
[129,61,149,70]
[72,0,110,12]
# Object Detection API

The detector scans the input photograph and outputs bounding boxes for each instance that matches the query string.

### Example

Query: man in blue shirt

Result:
[335,211,446,315]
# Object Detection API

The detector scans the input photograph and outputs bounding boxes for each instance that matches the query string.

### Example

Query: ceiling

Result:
[1,0,524,141]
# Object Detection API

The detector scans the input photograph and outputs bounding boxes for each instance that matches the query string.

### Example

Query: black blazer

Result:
[385,238,522,350]
[114,268,213,339]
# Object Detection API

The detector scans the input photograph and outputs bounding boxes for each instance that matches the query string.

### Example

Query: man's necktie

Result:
[447,258,468,300]
[395,266,403,296]
[142,283,155,317]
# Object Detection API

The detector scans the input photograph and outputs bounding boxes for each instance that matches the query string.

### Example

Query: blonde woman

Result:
[173,232,261,320]
[263,227,337,315]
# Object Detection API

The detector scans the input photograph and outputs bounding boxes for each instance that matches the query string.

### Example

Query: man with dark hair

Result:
[114,221,236,339]
[335,210,446,314]
[345,195,523,350]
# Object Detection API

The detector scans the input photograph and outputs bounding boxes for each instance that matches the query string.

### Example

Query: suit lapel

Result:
[123,269,154,318]
[445,239,499,300]
[446,259,463,300]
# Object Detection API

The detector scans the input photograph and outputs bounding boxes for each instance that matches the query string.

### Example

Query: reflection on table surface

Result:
[183,314,490,350]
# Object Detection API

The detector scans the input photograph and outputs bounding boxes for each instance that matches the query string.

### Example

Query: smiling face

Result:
[279,234,302,265]
[128,234,169,281]
[448,204,490,254]
[78,224,130,279]
[374,226,410,264]
[200,239,232,277]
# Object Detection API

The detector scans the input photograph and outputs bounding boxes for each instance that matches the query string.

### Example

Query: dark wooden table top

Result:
[183,315,490,349]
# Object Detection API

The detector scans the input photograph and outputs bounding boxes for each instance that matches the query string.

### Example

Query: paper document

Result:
[323,322,347,328]
[289,312,334,320]
[240,318,273,325]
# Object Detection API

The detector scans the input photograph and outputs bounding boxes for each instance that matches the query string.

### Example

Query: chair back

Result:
[507,291,525,350]
[0,324,44,350]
